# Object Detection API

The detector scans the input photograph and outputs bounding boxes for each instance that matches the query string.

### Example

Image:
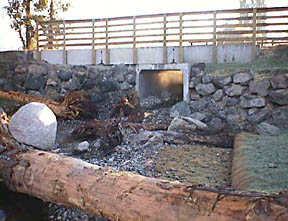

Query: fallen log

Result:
[0,110,288,220]
[0,90,98,119]
[121,122,169,131]
[161,131,234,148]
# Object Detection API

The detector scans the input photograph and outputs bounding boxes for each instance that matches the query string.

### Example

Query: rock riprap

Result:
[9,102,57,150]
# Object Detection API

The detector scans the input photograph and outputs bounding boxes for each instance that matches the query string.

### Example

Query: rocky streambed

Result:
[0,103,233,221]
[48,105,233,221]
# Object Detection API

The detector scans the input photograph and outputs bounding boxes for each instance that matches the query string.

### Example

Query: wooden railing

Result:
[36,6,288,64]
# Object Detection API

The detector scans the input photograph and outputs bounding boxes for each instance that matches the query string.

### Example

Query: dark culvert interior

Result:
[139,70,183,104]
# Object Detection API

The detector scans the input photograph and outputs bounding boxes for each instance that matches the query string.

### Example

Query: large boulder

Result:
[269,89,288,105]
[168,116,207,132]
[233,72,251,85]
[249,80,270,96]
[9,102,57,150]
[224,84,245,97]
[195,83,216,96]
[28,64,47,75]
[240,95,266,108]
[24,74,47,90]
[270,74,288,89]
[212,75,232,88]
[256,122,280,136]
[170,101,191,117]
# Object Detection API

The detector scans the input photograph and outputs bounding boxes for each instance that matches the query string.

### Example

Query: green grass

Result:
[236,131,288,193]
[206,46,288,76]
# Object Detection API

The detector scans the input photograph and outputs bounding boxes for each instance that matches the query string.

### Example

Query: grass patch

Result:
[235,131,288,193]
[206,46,288,76]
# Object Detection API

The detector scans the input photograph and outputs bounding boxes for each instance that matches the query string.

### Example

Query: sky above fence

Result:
[0,0,287,51]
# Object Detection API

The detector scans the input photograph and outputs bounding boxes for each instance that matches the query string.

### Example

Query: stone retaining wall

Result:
[0,51,136,103]
[1,51,288,134]
[188,64,288,134]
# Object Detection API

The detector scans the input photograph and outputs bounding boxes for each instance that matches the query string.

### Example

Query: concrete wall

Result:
[217,44,253,63]
[137,47,163,64]
[36,43,254,65]
[41,50,64,64]
[67,49,92,65]
[184,45,213,64]
[110,48,133,64]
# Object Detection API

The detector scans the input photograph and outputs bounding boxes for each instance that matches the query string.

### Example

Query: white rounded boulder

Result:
[9,102,57,150]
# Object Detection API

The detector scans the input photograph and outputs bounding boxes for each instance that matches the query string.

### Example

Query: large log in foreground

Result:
[0,112,288,220]
[1,144,288,220]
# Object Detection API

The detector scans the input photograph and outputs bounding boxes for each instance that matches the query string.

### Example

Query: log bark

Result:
[161,131,234,148]
[121,122,169,131]
[0,90,98,119]
[1,110,288,220]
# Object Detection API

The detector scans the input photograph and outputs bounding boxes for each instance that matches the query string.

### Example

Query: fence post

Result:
[105,19,110,64]
[252,8,257,60]
[92,20,96,65]
[179,13,184,63]
[213,11,217,64]
[36,21,41,62]
[163,14,167,64]
[62,20,67,65]
[133,16,137,64]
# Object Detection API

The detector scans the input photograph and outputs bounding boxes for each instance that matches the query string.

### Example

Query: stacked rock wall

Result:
[1,51,288,134]
[0,51,137,118]
[189,64,288,134]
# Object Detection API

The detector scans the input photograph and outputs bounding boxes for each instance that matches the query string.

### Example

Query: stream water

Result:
[0,184,49,221]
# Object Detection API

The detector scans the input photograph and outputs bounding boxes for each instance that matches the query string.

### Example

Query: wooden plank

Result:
[179,13,184,63]
[108,35,134,39]
[105,19,109,64]
[40,42,106,48]
[62,20,67,65]
[92,20,96,65]
[133,16,137,64]
[41,25,94,30]
[38,7,288,26]
[216,29,288,36]
[39,37,106,42]
[182,24,214,29]
[188,39,213,43]
[108,22,134,27]
[252,8,257,60]
[136,27,164,32]
[136,20,164,25]
[136,33,165,38]
[163,14,167,64]
[108,29,133,33]
[213,11,217,64]
[136,40,164,44]
[183,31,214,35]
[36,7,288,54]
[36,22,41,62]
[216,15,288,22]
[109,41,134,45]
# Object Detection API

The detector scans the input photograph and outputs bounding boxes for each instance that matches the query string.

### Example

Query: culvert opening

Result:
[139,69,183,104]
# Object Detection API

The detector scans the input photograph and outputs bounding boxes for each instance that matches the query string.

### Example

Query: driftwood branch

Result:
[0,109,288,220]
[0,90,98,119]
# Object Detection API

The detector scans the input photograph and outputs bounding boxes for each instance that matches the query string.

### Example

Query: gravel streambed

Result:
[46,106,233,220]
